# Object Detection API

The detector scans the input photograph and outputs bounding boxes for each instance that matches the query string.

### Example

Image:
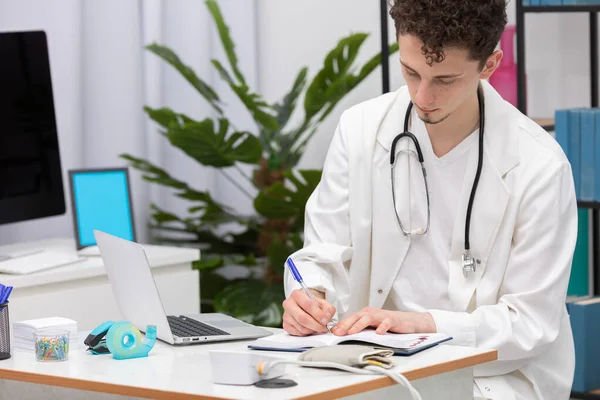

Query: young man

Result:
[282,1,577,399]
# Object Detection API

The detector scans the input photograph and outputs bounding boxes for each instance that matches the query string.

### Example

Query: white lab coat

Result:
[284,80,577,399]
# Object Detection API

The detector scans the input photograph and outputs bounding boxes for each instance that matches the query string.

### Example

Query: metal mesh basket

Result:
[0,303,11,360]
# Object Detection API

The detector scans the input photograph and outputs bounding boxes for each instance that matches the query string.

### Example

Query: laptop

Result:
[94,230,273,345]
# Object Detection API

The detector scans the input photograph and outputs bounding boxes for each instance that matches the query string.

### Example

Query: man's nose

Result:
[415,81,435,106]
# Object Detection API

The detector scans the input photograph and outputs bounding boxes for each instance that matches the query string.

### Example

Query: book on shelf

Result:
[567,297,600,392]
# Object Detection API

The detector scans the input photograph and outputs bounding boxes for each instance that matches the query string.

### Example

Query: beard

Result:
[418,111,450,125]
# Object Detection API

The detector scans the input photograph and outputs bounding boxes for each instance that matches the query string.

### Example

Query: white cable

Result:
[261,360,422,400]
[364,365,422,400]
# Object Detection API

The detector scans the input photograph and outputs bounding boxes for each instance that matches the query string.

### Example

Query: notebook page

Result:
[252,330,450,350]
[341,331,429,348]
[252,332,339,348]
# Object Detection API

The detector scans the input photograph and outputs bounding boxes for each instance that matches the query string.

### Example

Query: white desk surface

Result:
[0,328,497,400]
[0,238,200,289]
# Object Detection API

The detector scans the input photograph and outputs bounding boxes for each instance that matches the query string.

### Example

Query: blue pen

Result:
[286,258,334,333]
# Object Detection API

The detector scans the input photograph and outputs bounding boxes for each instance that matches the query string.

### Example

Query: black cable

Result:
[465,86,485,251]
[380,0,390,93]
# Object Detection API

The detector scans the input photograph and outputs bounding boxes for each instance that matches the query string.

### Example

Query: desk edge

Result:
[0,348,497,400]
[0,369,221,400]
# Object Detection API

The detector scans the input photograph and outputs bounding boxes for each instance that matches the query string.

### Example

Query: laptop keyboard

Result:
[167,315,230,338]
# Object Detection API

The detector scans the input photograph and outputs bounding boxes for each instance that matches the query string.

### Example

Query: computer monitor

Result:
[68,168,136,250]
[0,30,66,225]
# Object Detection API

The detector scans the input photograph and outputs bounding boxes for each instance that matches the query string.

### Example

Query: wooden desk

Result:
[0,238,200,330]
[0,329,497,400]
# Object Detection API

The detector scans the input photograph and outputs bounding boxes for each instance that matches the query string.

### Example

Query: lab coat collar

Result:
[371,81,519,311]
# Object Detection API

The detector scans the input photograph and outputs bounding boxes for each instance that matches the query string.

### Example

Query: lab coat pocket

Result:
[474,377,516,400]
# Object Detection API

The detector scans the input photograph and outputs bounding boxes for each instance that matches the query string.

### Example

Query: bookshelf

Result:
[516,4,600,113]
[516,3,600,399]
[524,4,600,13]
[533,117,555,131]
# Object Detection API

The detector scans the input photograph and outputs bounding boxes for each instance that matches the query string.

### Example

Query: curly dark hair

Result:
[389,0,508,68]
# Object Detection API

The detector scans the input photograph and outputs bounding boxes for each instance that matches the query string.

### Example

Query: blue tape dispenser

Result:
[85,321,156,360]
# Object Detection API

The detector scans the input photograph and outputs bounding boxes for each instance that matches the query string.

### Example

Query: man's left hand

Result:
[331,307,437,336]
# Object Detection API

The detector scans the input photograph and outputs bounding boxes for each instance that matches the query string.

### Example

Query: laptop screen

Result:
[70,169,135,248]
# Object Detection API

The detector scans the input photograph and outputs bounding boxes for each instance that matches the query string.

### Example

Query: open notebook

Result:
[248,330,452,356]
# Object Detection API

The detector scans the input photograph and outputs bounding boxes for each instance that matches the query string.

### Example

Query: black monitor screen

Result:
[0,31,65,225]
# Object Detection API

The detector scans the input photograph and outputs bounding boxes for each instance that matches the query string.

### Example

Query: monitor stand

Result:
[77,246,101,257]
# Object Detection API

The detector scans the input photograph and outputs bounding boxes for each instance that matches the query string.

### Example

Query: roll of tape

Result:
[106,321,144,360]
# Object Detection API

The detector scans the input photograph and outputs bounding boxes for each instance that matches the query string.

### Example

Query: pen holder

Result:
[0,303,11,360]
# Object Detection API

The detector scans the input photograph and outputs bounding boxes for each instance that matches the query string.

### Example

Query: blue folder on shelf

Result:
[567,297,600,392]
[569,109,582,199]
[580,109,595,201]
[248,331,452,356]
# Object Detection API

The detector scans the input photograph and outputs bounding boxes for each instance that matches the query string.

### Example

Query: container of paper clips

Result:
[0,303,10,360]
[34,329,69,362]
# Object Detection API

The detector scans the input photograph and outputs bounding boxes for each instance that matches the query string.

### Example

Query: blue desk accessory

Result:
[0,284,13,303]
[84,320,114,354]
[286,258,334,333]
[86,320,156,359]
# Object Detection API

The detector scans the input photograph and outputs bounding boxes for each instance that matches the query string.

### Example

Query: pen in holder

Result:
[0,302,11,360]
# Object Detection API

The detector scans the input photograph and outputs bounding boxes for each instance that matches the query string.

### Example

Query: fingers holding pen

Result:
[283,291,327,333]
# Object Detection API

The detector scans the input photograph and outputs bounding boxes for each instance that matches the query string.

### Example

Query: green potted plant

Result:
[121,0,398,327]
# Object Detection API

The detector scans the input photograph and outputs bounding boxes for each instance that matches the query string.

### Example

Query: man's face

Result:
[398,34,493,125]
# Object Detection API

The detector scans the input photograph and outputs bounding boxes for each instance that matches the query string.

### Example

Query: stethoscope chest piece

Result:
[462,250,476,278]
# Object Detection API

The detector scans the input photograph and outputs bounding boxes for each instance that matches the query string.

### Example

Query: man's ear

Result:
[479,50,503,80]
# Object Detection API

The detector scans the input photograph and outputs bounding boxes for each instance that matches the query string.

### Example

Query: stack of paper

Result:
[12,317,78,351]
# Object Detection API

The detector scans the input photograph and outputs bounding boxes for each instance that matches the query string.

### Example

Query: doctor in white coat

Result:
[282,1,577,399]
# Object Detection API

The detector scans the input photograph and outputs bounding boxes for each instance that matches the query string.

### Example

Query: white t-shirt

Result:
[381,108,478,312]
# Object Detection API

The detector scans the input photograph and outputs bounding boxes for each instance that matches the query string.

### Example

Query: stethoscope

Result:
[389,85,485,278]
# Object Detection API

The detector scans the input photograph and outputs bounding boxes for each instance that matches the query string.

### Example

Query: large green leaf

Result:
[303,33,368,121]
[254,170,322,222]
[304,34,399,123]
[166,117,262,167]
[211,60,279,132]
[205,0,246,86]
[274,67,308,131]
[258,67,310,167]
[199,269,232,313]
[120,155,250,231]
[267,233,304,278]
[214,281,284,327]
[121,154,210,196]
[144,106,180,131]
[265,36,398,170]
[145,43,223,114]
[193,253,257,271]
[204,0,278,132]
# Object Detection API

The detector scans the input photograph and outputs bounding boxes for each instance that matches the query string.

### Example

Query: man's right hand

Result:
[282,289,336,336]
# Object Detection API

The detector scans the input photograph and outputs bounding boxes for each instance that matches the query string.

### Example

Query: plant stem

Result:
[219,170,254,199]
